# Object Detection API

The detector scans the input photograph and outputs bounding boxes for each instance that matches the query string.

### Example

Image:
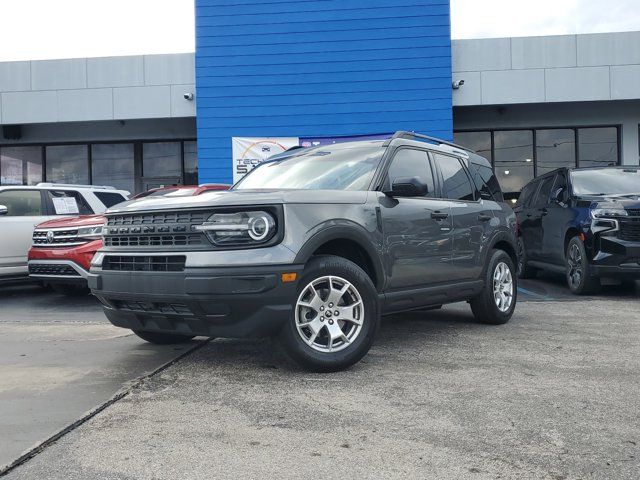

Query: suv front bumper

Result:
[591,236,640,278]
[88,264,304,338]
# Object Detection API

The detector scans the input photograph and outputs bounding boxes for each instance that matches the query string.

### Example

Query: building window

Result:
[143,142,182,178]
[91,143,135,193]
[578,127,619,168]
[536,129,576,176]
[453,131,492,164]
[493,130,534,200]
[454,126,620,199]
[183,141,199,185]
[46,145,89,184]
[0,146,43,186]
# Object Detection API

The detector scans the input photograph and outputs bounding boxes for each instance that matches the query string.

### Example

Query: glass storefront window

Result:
[46,145,89,184]
[578,127,618,168]
[453,131,492,163]
[91,143,135,193]
[183,141,198,185]
[536,129,576,176]
[493,130,534,199]
[0,146,43,186]
[143,142,182,178]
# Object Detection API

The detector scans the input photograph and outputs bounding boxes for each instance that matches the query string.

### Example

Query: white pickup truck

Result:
[0,183,129,281]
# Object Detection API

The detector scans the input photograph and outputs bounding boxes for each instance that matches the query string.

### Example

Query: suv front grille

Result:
[29,264,80,276]
[626,209,640,217]
[113,300,192,316]
[108,211,208,226]
[619,219,640,242]
[104,211,209,250]
[102,255,186,272]
[33,229,88,247]
[105,235,203,247]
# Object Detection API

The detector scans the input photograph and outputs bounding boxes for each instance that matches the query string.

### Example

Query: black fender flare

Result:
[486,230,518,265]
[293,224,385,291]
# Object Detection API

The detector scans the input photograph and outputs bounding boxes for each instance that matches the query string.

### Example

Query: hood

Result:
[107,189,369,214]
[35,214,105,229]
[577,194,640,210]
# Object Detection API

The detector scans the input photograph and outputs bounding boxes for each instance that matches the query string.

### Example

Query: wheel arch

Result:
[487,231,518,268]
[294,225,385,292]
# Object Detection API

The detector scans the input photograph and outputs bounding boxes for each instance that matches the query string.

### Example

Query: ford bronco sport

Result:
[89,132,518,371]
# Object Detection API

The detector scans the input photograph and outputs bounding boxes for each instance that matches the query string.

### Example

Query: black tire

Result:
[516,237,538,279]
[51,284,90,296]
[133,330,195,345]
[566,237,601,295]
[470,249,517,325]
[279,255,380,372]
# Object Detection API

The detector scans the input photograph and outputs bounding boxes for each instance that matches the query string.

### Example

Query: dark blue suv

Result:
[515,166,640,294]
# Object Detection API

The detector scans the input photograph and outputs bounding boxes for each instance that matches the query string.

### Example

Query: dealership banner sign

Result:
[232,137,299,183]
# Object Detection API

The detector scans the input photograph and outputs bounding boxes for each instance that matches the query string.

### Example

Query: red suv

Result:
[28,185,229,294]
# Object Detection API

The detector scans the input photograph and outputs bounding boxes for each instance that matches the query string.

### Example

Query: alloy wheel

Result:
[294,275,364,353]
[567,243,583,289]
[493,261,514,313]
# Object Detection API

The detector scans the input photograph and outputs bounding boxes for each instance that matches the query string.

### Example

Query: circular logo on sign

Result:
[46,231,55,243]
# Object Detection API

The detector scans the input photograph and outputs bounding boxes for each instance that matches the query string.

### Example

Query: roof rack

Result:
[36,183,118,190]
[384,131,474,154]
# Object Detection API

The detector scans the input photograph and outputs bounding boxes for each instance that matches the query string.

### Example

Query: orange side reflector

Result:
[579,232,585,241]
[281,272,298,283]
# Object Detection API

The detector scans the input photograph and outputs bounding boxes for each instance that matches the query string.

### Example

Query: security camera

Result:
[452,79,465,90]
[183,92,194,101]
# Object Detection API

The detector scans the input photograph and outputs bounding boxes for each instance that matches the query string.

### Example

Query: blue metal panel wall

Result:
[195,0,453,183]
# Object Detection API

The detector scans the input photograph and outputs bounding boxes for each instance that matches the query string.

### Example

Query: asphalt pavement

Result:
[1,279,638,479]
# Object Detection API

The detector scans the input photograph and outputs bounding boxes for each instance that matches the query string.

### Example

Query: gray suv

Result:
[89,132,518,371]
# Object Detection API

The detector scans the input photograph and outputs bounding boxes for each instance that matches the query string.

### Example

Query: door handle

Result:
[540,208,549,216]
[477,214,492,222]
[431,211,449,220]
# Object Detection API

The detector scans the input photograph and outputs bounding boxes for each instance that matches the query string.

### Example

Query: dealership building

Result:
[0,0,639,198]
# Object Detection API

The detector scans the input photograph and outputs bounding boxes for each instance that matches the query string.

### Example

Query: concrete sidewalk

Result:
[5,299,639,479]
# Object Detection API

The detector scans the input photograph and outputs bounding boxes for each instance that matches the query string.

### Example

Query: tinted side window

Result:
[94,192,128,208]
[433,153,476,201]
[45,190,94,215]
[469,161,504,202]
[533,176,554,207]
[516,181,538,207]
[0,190,43,216]
[387,148,435,197]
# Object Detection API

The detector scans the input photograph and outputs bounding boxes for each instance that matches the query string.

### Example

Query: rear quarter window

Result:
[470,161,504,202]
[94,191,128,208]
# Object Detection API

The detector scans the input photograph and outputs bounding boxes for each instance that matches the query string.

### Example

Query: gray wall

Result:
[0,54,196,125]
[454,101,640,166]
[452,32,640,106]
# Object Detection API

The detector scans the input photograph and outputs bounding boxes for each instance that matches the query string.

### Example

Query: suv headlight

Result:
[195,210,277,246]
[77,225,105,239]
[591,208,628,219]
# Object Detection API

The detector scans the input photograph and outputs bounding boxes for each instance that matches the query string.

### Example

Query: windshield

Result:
[233,143,385,191]
[571,168,640,195]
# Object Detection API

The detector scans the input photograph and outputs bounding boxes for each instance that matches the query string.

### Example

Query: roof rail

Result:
[36,183,118,190]
[383,131,474,154]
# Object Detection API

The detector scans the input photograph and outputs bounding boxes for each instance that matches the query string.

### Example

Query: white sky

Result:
[0,0,639,61]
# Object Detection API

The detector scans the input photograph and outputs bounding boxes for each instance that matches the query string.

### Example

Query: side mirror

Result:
[0,205,7,216]
[386,177,428,197]
[553,188,568,204]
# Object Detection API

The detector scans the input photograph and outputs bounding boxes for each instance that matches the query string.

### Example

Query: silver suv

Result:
[89,132,518,371]
[0,183,129,281]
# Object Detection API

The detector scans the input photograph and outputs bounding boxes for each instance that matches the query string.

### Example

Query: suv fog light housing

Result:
[195,211,276,246]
